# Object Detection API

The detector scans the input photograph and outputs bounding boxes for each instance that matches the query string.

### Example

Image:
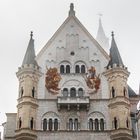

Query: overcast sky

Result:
[0,0,140,135]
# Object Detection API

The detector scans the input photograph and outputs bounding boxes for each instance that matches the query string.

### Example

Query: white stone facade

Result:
[3,3,140,140]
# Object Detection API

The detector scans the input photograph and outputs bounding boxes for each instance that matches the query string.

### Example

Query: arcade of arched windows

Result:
[60,62,87,74]
[67,118,80,131]
[42,117,106,131]
[75,64,86,74]
[42,118,59,131]
[62,87,84,97]
[88,118,105,131]
[60,64,71,74]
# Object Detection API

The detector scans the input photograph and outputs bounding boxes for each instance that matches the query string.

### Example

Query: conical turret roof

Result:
[22,32,38,66]
[107,32,124,68]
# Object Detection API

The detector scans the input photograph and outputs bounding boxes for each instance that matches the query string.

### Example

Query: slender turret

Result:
[15,32,42,140]
[104,32,132,140]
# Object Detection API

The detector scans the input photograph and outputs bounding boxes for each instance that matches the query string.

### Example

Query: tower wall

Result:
[104,65,132,140]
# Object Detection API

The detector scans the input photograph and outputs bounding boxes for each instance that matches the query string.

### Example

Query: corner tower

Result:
[104,32,132,140]
[15,32,42,140]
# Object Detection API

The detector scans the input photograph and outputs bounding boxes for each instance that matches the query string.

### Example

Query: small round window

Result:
[70,51,75,56]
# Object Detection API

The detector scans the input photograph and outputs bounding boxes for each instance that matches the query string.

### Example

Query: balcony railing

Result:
[57,96,90,110]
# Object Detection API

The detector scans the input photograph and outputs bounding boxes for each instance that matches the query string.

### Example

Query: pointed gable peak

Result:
[69,3,75,17]
[22,31,38,66]
[107,31,124,68]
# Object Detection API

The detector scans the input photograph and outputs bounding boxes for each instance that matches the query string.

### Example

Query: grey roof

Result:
[128,85,137,97]
[107,32,124,68]
[22,32,38,66]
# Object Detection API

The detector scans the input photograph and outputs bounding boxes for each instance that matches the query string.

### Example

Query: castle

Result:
[3,3,140,140]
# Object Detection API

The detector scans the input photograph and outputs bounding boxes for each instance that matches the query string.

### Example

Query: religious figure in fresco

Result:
[45,67,61,94]
[86,66,101,92]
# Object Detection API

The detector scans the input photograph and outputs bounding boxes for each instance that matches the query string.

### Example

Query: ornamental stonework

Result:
[85,66,101,92]
[45,67,61,94]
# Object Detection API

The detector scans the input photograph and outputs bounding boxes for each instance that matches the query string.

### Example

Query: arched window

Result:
[70,88,76,97]
[32,87,35,98]
[78,88,83,97]
[19,117,22,129]
[89,118,93,130]
[114,117,118,129]
[112,87,115,98]
[100,119,104,131]
[54,119,58,131]
[21,87,24,97]
[95,119,99,131]
[123,87,127,97]
[69,118,73,130]
[43,118,47,131]
[60,65,65,74]
[63,88,68,97]
[66,65,70,73]
[81,65,85,73]
[75,65,80,73]
[30,117,34,130]
[126,118,129,128]
[49,118,53,131]
[74,119,78,130]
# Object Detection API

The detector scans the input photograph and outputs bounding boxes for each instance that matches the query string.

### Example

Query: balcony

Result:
[108,96,130,108]
[110,128,133,140]
[57,96,90,111]
[15,128,37,140]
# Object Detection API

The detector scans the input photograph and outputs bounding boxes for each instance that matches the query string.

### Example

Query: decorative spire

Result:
[22,31,38,66]
[69,3,75,16]
[111,31,114,38]
[30,31,33,39]
[107,32,124,68]
[96,15,109,52]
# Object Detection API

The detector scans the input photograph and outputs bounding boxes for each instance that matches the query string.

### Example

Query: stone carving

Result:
[45,67,61,94]
[85,66,100,92]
